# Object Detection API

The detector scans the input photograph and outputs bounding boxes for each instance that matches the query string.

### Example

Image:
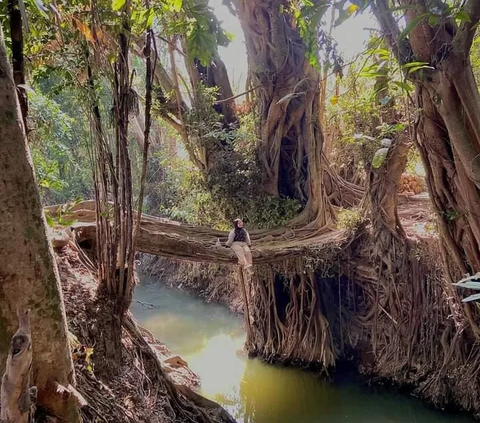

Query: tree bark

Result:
[0,27,80,421]
[7,0,28,130]
[373,0,480,273]
[1,310,35,423]
[235,0,333,226]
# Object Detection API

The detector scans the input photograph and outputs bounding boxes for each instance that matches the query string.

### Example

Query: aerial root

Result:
[244,258,336,367]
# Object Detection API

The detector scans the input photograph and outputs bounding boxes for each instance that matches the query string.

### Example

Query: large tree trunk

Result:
[0,27,80,421]
[373,0,480,274]
[415,86,480,272]
[235,0,333,226]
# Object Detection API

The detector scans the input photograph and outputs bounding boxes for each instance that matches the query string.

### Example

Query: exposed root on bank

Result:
[349,237,480,412]
[345,134,480,413]
[123,314,234,423]
[55,245,236,423]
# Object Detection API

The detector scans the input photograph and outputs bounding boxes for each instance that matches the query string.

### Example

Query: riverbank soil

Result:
[54,245,235,423]
[145,194,480,417]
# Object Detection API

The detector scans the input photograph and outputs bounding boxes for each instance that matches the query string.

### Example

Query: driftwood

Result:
[1,310,36,423]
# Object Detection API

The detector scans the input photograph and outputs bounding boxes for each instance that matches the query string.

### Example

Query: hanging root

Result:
[245,258,337,368]
[348,232,480,411]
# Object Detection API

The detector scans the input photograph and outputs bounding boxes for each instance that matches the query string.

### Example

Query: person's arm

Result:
[246,230,251,246]
[226,230,235,247]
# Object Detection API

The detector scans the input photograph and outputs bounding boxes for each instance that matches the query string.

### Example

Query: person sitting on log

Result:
[226,218,253,272]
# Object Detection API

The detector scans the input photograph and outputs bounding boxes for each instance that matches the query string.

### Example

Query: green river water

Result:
[131,277,475,423]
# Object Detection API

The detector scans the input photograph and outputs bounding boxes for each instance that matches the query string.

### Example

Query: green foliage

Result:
[292,0,329,68]
[327,65,381,180]
[28,84,93,204]
[387,1,476,44]
[172,84,302,229]
[454,274,480,303]
[291,1,344,73]
[44,198,83,228]
[142,146,192,218]
[444,209,460,221]
[402,61,434,74]
[372,147,389,168]
[161,0,232,66]
[336,207,363,230]
[328,35,417,181]
[361,40,415,96]
[1,0,298,232]
[112,0,127,11]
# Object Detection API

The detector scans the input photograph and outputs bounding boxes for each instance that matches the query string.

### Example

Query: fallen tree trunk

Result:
[45,201,352,265]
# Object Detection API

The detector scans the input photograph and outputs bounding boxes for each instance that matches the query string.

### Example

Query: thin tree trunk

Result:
[92,1,136,370]
[0,26,80,421]
[128,11,156,285]
[168,38,192,164]
[7,0,28,129]
[319,3,336,148]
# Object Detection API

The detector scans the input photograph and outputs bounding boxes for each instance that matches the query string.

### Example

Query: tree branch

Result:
[213,85,258,104]
[454,0,480,54]
[371,0,413,65]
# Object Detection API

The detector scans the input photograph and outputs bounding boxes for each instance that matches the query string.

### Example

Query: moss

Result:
[336,207,363,230]
[0,312,9,341]
[24,225,35,240]
[0,312,12,362]
[42,275,63,323]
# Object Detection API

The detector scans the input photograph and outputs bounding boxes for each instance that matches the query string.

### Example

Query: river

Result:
[131,277,474,423]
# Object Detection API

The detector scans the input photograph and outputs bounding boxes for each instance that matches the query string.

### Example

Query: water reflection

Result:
[132,277,474,423]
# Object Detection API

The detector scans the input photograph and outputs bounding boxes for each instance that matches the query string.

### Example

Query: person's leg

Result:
[243,245,253,268]
[231,242,246,266]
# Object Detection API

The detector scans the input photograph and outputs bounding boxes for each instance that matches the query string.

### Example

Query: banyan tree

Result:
[15,0,480,416]
[144,0,480,411]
